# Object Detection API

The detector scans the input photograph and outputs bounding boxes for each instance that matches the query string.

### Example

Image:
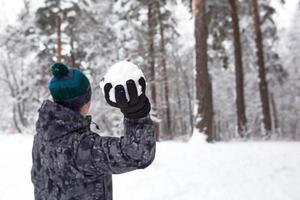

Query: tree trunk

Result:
[175,63,185,136]
[250,0,272,134]
[56,15,62,62]
[174,52,194,135]
[228,0,247,137]
[193,0,214,142]
[70,28,76,67]
[17,102,27,127]
[147,0,159,140]
[2,58,27,132]
[157,1,171,135]
[13,104,22,133]
[178,62,194,134]
[270,92,278,131]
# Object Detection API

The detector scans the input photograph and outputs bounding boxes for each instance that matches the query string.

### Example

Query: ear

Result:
[80,100,91,116]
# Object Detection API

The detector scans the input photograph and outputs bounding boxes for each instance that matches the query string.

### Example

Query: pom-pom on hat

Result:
[51,63,69,78]
[48,63,91,111]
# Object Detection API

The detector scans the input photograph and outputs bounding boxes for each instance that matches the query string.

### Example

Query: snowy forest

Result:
[1,0,300,200]
[0,0,299,141]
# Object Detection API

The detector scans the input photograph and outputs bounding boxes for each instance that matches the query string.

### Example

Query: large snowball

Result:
[99,61,145,103]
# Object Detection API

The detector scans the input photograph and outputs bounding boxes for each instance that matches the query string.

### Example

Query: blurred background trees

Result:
[0,0,299,141]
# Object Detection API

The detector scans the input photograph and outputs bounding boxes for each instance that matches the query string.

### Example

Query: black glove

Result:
[104,77,151,119]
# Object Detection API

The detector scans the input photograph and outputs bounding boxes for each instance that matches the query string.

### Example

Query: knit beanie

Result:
[48,63,91,111]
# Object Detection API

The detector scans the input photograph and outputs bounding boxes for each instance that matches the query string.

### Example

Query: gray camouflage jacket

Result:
[31,100,156,200]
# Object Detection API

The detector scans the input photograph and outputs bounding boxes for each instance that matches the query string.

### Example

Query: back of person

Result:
[31,63,156,200]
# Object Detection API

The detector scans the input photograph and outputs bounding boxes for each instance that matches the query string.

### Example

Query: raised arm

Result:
[75,77,156,175]
[75,116,155,175]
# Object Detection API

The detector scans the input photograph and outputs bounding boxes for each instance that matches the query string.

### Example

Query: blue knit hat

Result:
[48,63,91,111]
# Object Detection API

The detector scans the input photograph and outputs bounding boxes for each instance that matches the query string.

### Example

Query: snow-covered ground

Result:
[0,133,300,200]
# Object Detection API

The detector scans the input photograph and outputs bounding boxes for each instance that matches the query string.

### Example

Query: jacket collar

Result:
[36,100,91,141]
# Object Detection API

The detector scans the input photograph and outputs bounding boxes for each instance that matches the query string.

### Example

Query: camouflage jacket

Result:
[31,100,156,200]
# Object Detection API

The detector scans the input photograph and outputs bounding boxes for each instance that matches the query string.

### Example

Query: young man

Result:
[31,63,156,200]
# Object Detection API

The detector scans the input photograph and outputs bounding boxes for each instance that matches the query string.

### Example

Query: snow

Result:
[0,0,24,30]
[0,0,42,31]
[0,134,34,200]
[1,133,300,200]
[99,61,145,102]
[271,0,299,30]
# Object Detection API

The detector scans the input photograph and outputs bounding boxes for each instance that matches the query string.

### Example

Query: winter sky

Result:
[0,0,298,31]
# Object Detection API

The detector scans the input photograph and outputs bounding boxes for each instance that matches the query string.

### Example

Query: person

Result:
[31,63,156,200]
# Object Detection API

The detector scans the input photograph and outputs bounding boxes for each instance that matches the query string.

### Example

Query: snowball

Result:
[99,61,145,103]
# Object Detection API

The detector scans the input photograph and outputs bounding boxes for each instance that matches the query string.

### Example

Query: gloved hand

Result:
[104,77,151,119]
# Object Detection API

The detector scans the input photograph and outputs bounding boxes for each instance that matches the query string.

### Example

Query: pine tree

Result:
[194,0,214,142]
[228,0,247,137]
[157,1,171,135]
[35,0,84,67]
[250,0,272,134]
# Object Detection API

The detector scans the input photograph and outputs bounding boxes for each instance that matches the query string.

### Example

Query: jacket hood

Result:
[36,100,91,141]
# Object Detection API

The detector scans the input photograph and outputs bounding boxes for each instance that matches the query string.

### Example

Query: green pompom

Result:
[51,63,69,79]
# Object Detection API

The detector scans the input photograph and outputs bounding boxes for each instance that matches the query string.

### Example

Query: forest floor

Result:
[0,133,299,200]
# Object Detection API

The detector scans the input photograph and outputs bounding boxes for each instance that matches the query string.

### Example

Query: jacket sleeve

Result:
[75,115,156,175]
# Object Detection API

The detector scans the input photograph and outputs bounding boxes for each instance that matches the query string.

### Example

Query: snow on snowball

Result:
[99,61,145,103]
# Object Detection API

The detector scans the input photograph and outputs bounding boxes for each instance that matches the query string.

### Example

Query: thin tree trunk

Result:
[157,1,171,135]
[56,15,62,62]
[193,0,214,142]
[229,0,247,137]
[177,92,186,136]
[13,105,22,133]
[2,58,27,131]
[175,64,185,136]
[147,0,159,140]
[181,66,194,134]
[70,28,76,67]
[175,58,194,134]
[9,64,28,127]
[148,0,156,106]
[270,92,278,131]
[17,103,27,127]
[250,0,272,134]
